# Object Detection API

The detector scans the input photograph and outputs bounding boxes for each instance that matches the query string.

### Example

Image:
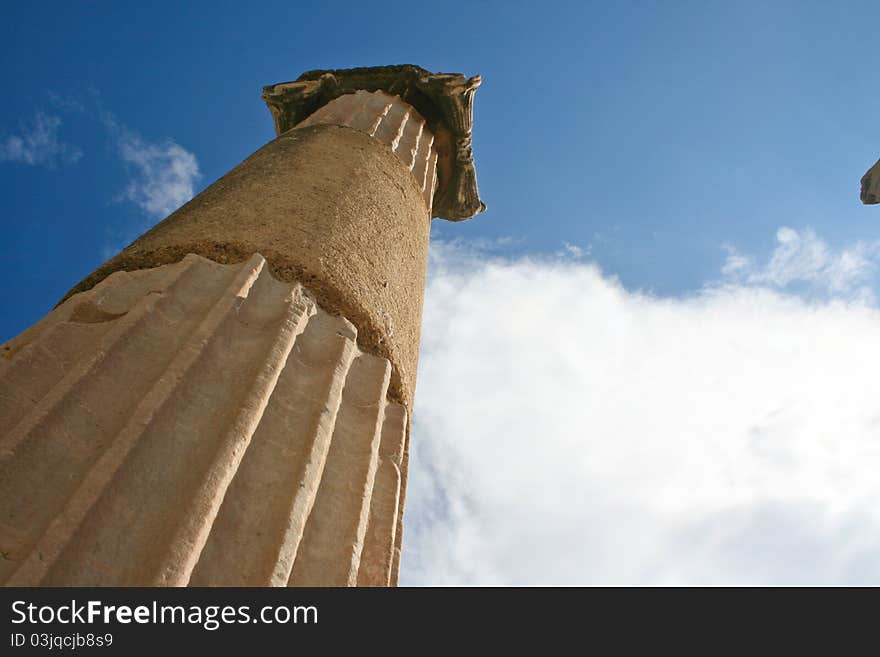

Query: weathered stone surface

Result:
[1,65,486,587]
[262,64,485,221]
[190,311,360,586]
[861,158,880,204]
[357,402,407,587]
[0,254,407,586]
[296,90,438,209]
[288,353,390,586]
[60,124,428,411]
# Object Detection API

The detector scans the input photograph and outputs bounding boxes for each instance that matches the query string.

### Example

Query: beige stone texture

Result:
[296,91,438,208]
[262,65,485,221]
[1,66,485,587]
[60,123,430,410]
[357,402,407,586]
[0,255,406,586]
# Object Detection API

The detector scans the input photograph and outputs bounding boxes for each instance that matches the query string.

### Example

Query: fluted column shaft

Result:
[65,117,432,411]
[1,65,485,587]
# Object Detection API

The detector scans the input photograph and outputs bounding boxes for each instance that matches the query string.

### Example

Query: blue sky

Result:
[3,1,878,338]
[3,2,880,584]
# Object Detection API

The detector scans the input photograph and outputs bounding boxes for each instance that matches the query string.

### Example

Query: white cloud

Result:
[53,92,200,220]
[559,241,589,259]
[401,233,880,585]
[722,227,880,303]
[98,109,199,257]
[116,131,200,218]
[1,92,199,259]
[0,112,82,168]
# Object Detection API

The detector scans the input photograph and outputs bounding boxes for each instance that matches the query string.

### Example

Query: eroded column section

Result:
[0,255,409,586]
[357,402,407,586]
[288,353,390,586]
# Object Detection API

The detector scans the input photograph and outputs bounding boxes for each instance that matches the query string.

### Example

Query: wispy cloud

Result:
[95,102,200,220]
[0,111,82,168]
[402,230,880,585]
[3,90,200,254]
[47,90,86,113]
[115,132,200,218]
[100,125,200,257]
[44,90,202,256]
[721,227,880,303]
[557,241,589,259]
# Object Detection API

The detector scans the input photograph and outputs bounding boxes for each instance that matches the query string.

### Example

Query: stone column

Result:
[0,65,484,586]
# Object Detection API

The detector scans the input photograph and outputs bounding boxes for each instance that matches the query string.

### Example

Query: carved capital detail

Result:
[262,65,486,222]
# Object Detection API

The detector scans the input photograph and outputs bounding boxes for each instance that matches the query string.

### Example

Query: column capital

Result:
[262,65,486,221]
